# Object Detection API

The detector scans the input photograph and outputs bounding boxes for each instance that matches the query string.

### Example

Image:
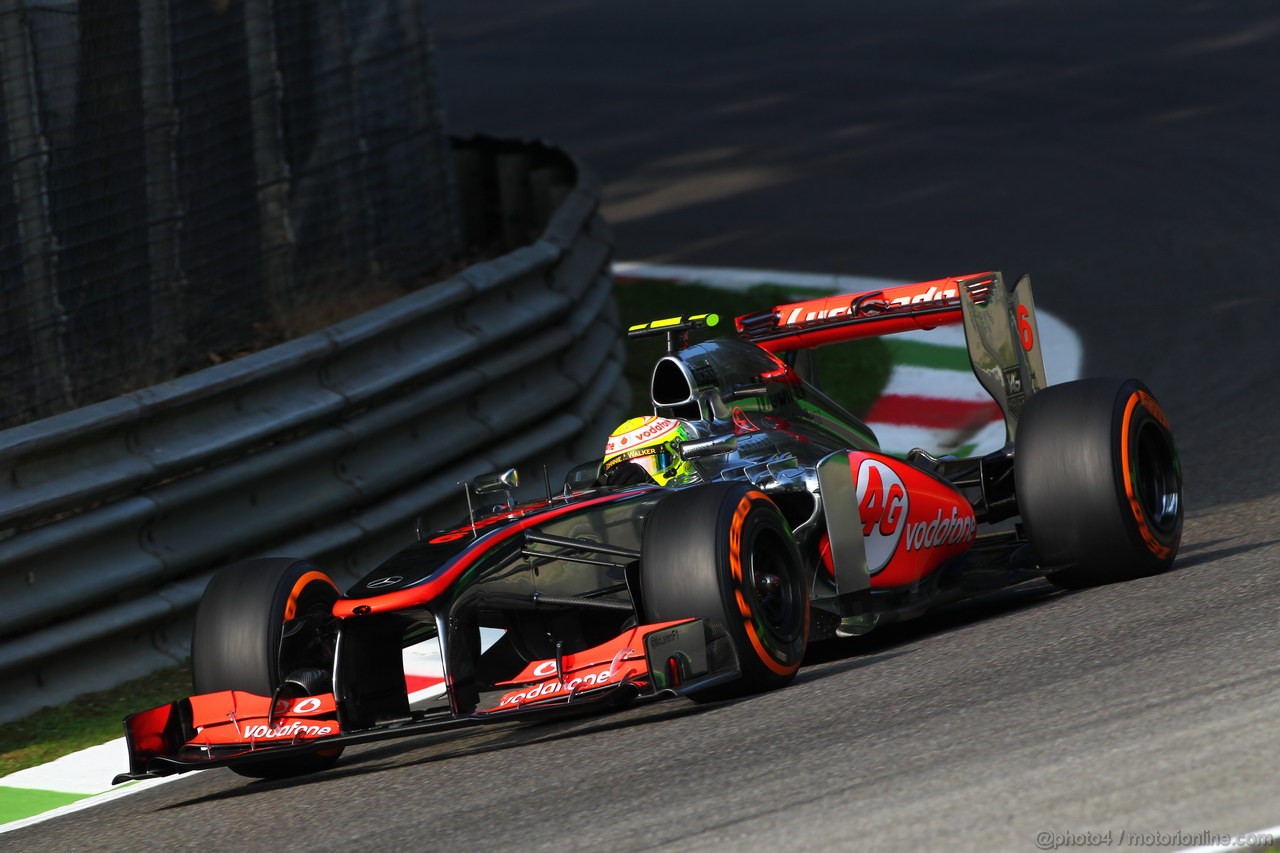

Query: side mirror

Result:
[472,467,519,496]
[679,434,737,460]
[563,461,601,492]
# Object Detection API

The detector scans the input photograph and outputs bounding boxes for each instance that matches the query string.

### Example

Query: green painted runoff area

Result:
[0,786,88,823]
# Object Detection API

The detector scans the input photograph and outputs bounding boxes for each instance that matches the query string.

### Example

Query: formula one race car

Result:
[115,271,1181,783]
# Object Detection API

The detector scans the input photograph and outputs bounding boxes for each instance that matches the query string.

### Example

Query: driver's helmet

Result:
[602,416,697,486]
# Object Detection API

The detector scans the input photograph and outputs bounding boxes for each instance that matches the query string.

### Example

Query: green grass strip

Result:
[0,786,88,823]
[0,663,192,777]
[883,339,971,372]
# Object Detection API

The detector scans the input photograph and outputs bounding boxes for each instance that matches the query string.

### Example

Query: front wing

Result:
[114,618,729,783]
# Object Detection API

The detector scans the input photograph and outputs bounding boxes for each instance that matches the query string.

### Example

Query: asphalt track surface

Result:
[19,3,1280,850]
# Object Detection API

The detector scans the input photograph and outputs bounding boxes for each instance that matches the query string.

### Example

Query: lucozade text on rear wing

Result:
[733,273,996,350]
[735,271,1049,444]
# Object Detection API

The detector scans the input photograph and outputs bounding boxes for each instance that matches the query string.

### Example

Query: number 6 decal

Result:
[1016,304,1035,351]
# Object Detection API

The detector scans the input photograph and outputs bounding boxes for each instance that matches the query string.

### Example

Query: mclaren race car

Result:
[114,271,1182,782]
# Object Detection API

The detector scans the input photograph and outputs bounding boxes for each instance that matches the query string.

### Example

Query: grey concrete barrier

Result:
[0,137,628,721]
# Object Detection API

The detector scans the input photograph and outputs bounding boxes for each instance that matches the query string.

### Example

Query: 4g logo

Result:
[856,459,908,573]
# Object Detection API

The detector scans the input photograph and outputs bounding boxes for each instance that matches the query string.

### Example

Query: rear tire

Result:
[192,558,343,778]
[1015,378,1182,588]
[640,483,808,700]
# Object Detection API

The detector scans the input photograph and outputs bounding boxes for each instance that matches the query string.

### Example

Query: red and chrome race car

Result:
[114,271,1182,783]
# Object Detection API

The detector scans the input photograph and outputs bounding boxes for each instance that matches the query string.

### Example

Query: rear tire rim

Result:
[1134,420,1180,533]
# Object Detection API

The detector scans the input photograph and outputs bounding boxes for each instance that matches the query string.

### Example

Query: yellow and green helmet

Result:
[602,416,698,486]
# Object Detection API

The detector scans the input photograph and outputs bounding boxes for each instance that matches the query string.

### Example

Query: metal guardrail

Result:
[0,138,628,721]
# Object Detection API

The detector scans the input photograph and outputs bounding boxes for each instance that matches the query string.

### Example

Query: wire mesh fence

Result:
[0,0,460,428]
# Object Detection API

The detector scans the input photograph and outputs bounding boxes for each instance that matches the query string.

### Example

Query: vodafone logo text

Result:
[243,720,334,740]
[605,417,678,454]
[498,665,622,707]
[903,507,975,552]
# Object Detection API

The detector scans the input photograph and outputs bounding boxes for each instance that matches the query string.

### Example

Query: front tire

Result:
[640,483,808,700]
[1015,378,1182,588]
[192,557,343,778]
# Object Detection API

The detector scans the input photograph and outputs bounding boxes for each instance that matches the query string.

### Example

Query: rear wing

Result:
[735,271,1048,442]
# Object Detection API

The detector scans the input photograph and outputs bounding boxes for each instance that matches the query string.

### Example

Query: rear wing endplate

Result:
[958,272,1047,444]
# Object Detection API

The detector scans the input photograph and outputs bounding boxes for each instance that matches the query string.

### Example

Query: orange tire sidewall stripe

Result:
[1120,394,1173,561]
[284,571,340,622]
[728,491,805,677]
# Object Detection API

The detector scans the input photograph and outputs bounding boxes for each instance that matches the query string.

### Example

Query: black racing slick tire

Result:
[640,483,809,700]
[1014,378,1182,588]
[192,558,343,778]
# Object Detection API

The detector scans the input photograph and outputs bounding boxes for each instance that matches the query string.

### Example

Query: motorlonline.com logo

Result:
[1034,829,1274,849]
